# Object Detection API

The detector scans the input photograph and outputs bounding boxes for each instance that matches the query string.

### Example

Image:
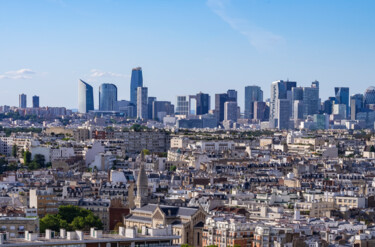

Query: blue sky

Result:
[0,0,374,110]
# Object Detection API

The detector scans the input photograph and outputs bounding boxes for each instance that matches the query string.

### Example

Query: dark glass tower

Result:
[196,92,210,115]
[78,79,94,113]
[99,83,118,111]
[130,67,143,112]
[32,95,40,108]
[335,87,349,117]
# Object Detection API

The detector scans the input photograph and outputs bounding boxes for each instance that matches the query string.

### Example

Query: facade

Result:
[0,217,39,238]
[19,94,27,108]
[176,96,189,115]
[99,83,117,111]
[244,86,263,119]
[202,217,253,247]
[124,204,206,246]
[29,188,58,217]
[32,95,39,108]
[137,87,148,119]
[224,101,238,122]
[113,130,170,153]
[78,79,94,113]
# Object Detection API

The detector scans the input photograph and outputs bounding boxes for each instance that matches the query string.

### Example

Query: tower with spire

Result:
[135,151,149,208]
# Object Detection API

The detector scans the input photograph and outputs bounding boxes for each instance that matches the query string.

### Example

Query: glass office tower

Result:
[335,87,349,118]
[78,79,94,113]
[99,83,118,111]
[130,67,143,104]
[32,95,40,108]
[19,94,27,108]
[244,86,263,119]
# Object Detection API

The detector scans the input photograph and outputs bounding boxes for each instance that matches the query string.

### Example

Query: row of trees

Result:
[40,205,103,233]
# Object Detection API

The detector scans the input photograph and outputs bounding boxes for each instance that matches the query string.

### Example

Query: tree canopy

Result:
[40,205,103,233]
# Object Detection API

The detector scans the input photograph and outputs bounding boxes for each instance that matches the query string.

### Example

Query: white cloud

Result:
[89,69,129,79]
[207,0,284,51]
[0,68,35,80]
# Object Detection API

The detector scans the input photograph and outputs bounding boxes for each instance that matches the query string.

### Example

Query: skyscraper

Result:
[215,93,229,122]
[130,67,143,115]
[176,96,189,115]
[364,86,375,106]
[227,89,238,102]
[19,94,27,108]
[277,99,291,129]
[302,86,319,117]
[224,101,238,122]
[253,101,269,121]
[78,79,94,113]
[196,92,210,115]
[244,86,263,119]
[99,83,117,111]
[148,97,156,119]
[322,97,336,114]
[270,80,296,129]
[335,87,349,118]
[137,87,148,119]
[32,95,40,108]
[350,94,364,120]
[152,101,174,120]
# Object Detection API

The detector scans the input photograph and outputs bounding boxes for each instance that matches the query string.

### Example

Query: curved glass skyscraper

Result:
[130,67,143,112]
[78,79,94,113]
[99,83,118,111]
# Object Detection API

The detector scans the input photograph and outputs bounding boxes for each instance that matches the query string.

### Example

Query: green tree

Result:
[40,214,60,232]
[33,154,46,168]
[142,149,150,155]
[169,165,177,172]
[40,205,103,233]
[28,161,41,170]
[12,144,17,158]
[23,150,31,165]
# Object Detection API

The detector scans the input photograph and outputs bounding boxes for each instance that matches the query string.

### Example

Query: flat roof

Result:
[2,234,180,246]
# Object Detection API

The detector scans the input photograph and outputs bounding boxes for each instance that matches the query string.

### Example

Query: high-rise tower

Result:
[244,86,263,119]
[137,87,148,119]
[130,67,143,115]
[78,79,94,113]
[32,95,40,108]
[19,94,27,108]
[99,83,117,111]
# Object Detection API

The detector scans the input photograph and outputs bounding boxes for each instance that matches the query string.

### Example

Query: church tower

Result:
[135,153,149,208]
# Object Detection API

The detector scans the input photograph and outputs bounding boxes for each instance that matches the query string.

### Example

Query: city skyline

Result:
[0,0,374,109]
